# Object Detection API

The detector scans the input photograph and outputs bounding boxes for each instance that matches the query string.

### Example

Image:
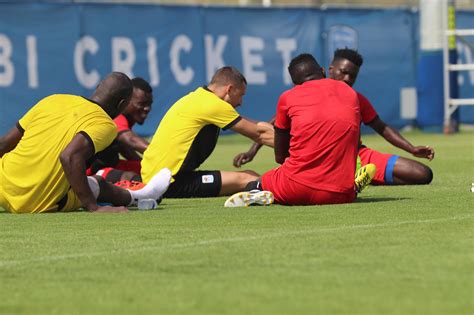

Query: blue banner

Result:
[0,3,473,135]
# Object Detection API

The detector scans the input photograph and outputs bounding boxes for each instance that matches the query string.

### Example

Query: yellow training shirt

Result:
[141,87,240,183]
[0,94,116,213]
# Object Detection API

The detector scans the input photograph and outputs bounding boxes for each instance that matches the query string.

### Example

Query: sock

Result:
[244,180,262,192]
[128,168,172,206]
[87,176,100,199]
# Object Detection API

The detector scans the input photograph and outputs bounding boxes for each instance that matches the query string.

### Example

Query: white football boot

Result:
[224,190,274,207]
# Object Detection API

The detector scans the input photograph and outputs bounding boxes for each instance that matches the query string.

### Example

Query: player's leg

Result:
[358,147,387,185]
[260,168,355,205]
[219,170,259,196]
[93,168,171,206]
[391,157,433,185]
[96,167,141,183]
[164,170,222,198]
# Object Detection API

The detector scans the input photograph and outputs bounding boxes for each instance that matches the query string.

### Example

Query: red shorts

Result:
[261,168,356,205]
[358,147,398,185]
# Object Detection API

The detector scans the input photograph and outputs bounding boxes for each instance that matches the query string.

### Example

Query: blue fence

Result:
[0,3,473,135]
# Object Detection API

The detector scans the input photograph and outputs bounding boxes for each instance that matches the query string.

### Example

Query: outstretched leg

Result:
[91,167,172,206]
[219,170,259,196]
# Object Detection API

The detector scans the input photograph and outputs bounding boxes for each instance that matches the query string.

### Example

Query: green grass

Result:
[1,131,473,315]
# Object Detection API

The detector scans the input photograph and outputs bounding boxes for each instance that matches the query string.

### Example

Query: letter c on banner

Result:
[74,36,100,89]
[170,34,194,85]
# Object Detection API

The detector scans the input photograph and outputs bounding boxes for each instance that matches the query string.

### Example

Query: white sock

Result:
[128,168,172,206]
[87,176,100,199]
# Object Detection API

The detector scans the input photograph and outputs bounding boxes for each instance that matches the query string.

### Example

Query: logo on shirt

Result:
[202,175,214,184]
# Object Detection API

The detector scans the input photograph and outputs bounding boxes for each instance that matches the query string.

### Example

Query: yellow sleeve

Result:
[204,99,240,129]
[18,106,38,131]
[80,118,117,154]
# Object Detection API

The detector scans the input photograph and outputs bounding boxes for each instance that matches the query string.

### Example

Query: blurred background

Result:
[0,0,473,135]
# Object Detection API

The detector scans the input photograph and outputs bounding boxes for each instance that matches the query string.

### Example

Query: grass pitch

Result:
[1,131,473,315]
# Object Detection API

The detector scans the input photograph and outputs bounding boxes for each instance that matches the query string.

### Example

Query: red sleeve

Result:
[113,114,131,133]
[275,91,290,130]
[358,92,378,125]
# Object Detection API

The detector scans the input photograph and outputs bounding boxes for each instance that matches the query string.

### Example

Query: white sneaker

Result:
[224,190,274,207]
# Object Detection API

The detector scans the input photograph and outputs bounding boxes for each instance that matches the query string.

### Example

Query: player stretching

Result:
[234,48,434,186]
[226,54,375,207]
[0,73,171,213]
[88,78,153,183]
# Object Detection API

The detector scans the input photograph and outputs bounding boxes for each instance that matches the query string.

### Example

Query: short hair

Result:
[333,48,363,67]
[210,66,247,88]
[132,77,152,93]
[288,53,323,85]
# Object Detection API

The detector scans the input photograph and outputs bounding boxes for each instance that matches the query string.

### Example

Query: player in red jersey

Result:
[233,49,434,186]
[87,77,152,183]
[329,48,434,185]
[255,54,362,205]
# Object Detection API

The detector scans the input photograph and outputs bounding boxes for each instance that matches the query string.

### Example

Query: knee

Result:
[420,166,433,184]
[242,169,259,177]
[414,165,433,184]
[238,171,259,184]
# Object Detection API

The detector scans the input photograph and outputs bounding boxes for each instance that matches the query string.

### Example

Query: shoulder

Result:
[356,92,371,105]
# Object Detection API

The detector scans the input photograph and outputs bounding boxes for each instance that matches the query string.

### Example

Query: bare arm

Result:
[60,133,127,212]
[274,126,290,164]
[116,130,149,154]
[0,125,23,157]
[233,115,276,167]
[118,142,142,161]
[368,117,434,160]
[230,118,274,147]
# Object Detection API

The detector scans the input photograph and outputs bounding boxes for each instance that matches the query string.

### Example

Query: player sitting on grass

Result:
[87,77,153,184]
[0,72,171,213]
[225,54,376,207]
[140,66,274,198]
[233,48,434,186]
[328,48,434,185]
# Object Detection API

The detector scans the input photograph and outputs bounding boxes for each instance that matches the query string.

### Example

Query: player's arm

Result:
[274,126,290,164]
[368,116,434,160]
[60,132,126,212]
[0,124,24,157]
[230,118,274,147]
[118,142,142,161]
[233,115,276,168]
[116,130,149,154]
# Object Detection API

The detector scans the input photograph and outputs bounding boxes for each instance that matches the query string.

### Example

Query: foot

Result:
[224,190,274,207]
[355,163,376,193]
[115,180,145,191]
[128,168,172,205]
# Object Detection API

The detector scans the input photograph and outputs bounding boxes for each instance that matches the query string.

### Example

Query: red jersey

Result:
[113,114,134,133]
[358,92,378,124]
[274,79,361,194]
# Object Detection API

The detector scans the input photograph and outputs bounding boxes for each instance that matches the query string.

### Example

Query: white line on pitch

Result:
[0,215,471,268]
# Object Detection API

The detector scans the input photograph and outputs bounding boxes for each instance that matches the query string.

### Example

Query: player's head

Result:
[329,48,363,87]
[288,53,325,85]
[123,77,153,125]
[209,66,247,108]
[92,72,133,118]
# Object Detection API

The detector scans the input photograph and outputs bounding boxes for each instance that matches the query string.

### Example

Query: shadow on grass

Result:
[0,206,167,214]
[354,196,410,203]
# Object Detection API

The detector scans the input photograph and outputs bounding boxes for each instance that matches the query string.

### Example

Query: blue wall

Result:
[0,3,473,135]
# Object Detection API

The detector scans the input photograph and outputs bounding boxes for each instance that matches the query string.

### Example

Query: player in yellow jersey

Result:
[141,66,274,198]
[0,72,171,213]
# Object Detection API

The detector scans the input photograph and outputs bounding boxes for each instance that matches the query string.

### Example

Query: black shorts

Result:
[164,170,222,198]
